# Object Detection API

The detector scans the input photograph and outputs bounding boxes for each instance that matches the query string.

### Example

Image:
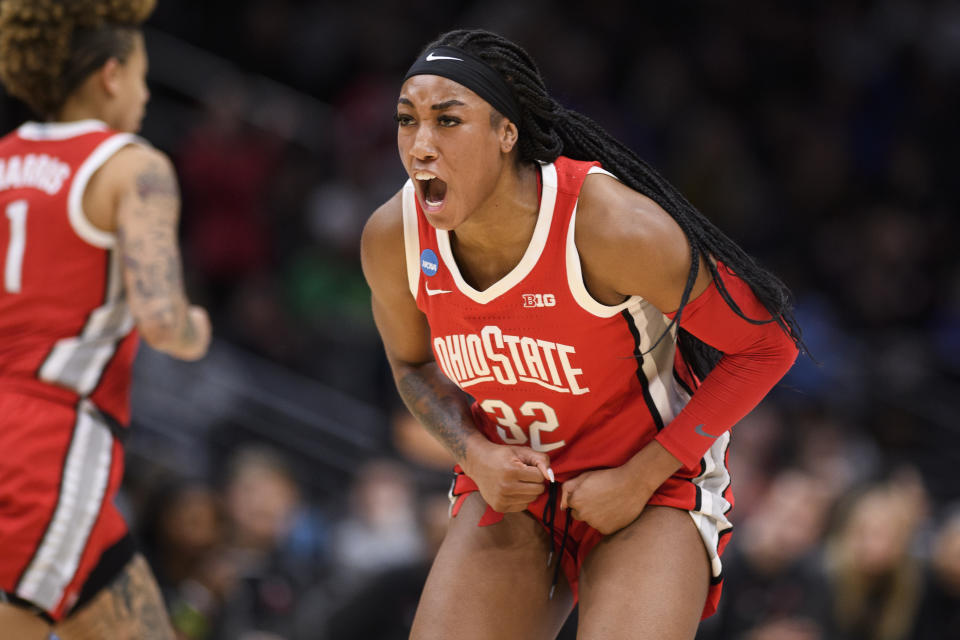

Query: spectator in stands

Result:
[823,472,928,640]
[329,458,427,588]
[701,470,833,640]
[139,480,224,639]
[912,505,960,638]
[212,445,311,640]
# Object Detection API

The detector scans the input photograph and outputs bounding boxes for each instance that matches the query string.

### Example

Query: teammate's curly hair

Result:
[419,29,806,378]
[0,0,155,118]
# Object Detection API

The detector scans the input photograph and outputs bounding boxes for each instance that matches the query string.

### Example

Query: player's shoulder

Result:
[576,170,670,253]
[92,142,174,199]
[360,188,406,282]
[362,188,404,249]
[101,142,169,179]
[574,168,694,299]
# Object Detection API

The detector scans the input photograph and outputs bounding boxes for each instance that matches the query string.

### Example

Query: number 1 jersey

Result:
[0,120,141,424]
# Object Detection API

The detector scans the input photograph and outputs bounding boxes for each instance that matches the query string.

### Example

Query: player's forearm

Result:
[392,359,485,465]
[118,223,209,359]
[656,265,798,468]
[621,440,683,498]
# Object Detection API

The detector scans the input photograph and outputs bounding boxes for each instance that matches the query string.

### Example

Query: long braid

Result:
[422,30,805,378]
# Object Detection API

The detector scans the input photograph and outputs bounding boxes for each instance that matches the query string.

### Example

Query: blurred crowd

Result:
[3,0,960,638]
[117,413,960,640]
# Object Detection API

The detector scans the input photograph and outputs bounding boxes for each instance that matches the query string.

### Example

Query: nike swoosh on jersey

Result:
[425,285,452,296]
[694,423,721,439]
[426,52,463,62]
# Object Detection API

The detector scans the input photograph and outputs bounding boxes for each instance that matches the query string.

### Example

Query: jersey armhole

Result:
[565,167,643,317]
[67,133,147,249]
[401,179,421,300]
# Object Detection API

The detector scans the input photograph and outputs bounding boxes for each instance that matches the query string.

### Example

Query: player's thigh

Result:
[410,492,573,640]
[54,554,174,640]
[0,602,50,640]
[577,506,709,640]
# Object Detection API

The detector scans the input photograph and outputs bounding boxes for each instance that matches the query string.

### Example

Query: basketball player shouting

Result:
[362,29,802,639]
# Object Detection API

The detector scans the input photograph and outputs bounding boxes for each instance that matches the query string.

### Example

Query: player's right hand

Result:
[462,435,552,513]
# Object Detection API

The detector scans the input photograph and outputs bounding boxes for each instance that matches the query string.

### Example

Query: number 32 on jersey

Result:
[480,399,565,453]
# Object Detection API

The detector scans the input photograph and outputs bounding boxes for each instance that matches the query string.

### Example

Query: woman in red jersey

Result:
[362,29,803,639]
[0,1,209,637]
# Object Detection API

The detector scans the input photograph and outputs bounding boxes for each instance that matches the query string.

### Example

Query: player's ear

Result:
[499,118,519,154]
[98,58,124,98]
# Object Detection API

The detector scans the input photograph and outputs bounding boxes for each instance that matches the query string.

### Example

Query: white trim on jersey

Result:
[38,250,134,395]
[16,120,109,141]
[565,167,644,318]
[434,162,558,305]
[585,165,618,181]
[623,301,689,423]
[67,133,143,249]
[687,432,734,581]
[401,180,421,299]
[621,275,733,584]
[16,400,114,612]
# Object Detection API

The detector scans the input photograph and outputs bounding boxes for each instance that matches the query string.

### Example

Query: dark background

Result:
[3,1,959,638]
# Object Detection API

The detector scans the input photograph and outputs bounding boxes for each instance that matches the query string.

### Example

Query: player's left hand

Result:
[559,466,651,535]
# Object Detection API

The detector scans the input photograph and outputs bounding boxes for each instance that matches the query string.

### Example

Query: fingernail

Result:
[548,467,555,483]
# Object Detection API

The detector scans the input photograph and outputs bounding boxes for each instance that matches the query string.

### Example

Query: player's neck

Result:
[53,95,109,127]
[454,161,540,253]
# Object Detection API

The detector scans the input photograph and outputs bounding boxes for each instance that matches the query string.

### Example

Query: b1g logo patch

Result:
[420,249,439,277]
[522,293,556,308]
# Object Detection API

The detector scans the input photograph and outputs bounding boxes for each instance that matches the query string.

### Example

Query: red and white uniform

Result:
[403,156,734,617]
[0,119,141,619]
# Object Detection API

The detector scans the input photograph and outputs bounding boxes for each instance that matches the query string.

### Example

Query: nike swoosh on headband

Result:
[426,51,463,62]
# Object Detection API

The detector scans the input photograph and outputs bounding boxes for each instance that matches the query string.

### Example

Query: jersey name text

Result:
[0,154,71,195]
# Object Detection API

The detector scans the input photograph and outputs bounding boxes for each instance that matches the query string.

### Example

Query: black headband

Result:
[403,45,522,126]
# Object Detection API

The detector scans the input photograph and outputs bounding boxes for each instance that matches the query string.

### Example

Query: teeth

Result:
[414,170,437,181]
[426,198,442,206]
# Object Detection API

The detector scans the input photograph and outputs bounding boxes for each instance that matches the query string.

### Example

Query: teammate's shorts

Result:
[449,457,733,620]
[0,392,128,621]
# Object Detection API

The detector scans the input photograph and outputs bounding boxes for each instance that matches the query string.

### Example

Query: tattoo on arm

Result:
[396,364,476,461]
[135,162,179,202]
[118,162,191,342]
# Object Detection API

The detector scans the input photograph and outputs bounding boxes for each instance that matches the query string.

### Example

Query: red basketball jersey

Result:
[404,156,703,480]
[0,120,141,424]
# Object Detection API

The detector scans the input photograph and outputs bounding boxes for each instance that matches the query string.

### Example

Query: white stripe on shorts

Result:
[16,400,114,611]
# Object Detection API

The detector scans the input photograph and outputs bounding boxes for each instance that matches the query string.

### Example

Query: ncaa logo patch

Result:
[420,249,439,277]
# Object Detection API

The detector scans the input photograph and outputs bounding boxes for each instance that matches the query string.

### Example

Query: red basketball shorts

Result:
[449,459,733,620]
[0,393,127,621]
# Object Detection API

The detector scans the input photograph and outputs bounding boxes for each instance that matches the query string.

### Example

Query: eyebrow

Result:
[397,98,467,110]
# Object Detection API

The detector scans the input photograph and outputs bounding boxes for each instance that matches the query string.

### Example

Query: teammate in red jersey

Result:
[0,1,210,637]
[362,29,804,639]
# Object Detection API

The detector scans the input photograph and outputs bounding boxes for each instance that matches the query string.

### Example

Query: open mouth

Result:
[414,170,448,211]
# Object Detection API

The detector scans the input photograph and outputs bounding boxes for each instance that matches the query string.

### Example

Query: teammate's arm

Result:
[110,146,210,360]
[361,193,549,513]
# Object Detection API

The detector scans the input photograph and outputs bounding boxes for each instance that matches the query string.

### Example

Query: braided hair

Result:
[420,29,805,378]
